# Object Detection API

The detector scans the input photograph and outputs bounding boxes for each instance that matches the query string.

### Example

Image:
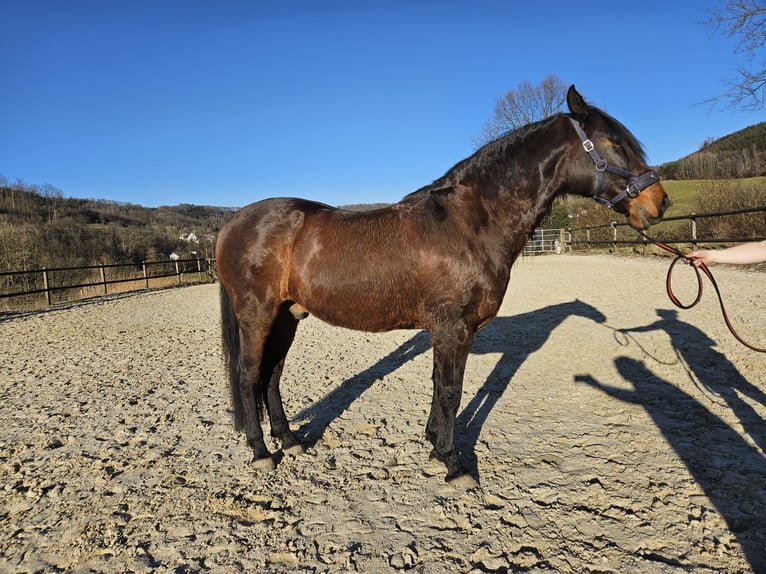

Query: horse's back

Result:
[221,197,329,232]
[217,197,329,251]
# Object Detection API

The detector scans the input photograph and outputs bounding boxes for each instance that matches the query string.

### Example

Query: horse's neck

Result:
[456,120,572,257]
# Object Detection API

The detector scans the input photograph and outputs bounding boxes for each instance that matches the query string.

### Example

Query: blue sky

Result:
[2,1,764,208]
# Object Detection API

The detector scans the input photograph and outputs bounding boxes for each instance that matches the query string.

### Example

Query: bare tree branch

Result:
[475,74,567,147]
[705,0,766,110]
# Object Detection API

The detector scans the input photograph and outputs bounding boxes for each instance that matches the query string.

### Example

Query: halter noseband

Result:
[569,117,659,209]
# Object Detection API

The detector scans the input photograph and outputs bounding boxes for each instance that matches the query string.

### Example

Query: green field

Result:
[662,176,766,218]
[661,180,703,217]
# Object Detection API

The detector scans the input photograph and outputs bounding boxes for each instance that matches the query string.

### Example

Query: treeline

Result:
[658,122,766,180]
[0,178,234,272]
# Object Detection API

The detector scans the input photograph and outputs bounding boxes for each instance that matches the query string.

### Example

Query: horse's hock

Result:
[1,254,764,572]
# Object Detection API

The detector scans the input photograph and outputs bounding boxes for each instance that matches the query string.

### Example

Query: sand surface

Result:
[1,254,765,573]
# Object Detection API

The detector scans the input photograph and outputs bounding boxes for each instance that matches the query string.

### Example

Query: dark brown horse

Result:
[216,86,669,484]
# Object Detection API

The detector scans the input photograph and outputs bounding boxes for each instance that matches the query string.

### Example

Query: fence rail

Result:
[566,205,766,252]
[522,228,569,255]
[1,258,216,312]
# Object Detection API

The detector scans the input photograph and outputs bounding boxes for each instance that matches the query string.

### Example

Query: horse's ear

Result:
[566,85,589,121]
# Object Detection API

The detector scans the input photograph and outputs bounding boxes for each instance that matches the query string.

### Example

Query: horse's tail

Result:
[220,282,263,431]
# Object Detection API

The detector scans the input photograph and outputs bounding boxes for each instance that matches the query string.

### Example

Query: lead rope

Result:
[638,230,766,353]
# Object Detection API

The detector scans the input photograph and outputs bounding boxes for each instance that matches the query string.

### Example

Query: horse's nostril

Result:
[661,195,671,215]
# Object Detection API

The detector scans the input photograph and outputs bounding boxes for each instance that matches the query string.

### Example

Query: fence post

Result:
[196,257,203,282]
[585,226,591,252]
[100,264,108,295]
[175,260,181,285]
[42,267,51,306]
[690,213,697,248]
[143,262,149,289]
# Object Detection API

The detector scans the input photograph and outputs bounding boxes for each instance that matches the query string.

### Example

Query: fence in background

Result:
[522,228,569,256]
[566,205,766,253]
[1,258,216,312]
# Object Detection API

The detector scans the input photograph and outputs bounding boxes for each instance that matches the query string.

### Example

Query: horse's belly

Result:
[298,284,424,332]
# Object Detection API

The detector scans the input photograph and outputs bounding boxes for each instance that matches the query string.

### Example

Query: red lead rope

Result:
[639,232,766,353]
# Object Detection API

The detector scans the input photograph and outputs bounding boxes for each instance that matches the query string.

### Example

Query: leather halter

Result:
[569,117,659,209]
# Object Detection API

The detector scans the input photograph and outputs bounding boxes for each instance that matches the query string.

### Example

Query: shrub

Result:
[695,180,766,239]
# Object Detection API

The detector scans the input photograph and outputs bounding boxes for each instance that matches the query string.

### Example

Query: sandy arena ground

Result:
[1,254,765,573]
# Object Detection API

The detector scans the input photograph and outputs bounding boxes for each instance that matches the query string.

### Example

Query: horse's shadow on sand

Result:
[292,300,766,569]
[294,299,607,481]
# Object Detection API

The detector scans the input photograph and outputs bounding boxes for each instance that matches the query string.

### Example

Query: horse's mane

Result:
[590,107,647,165]
[404,115,559,200]
[404,103,646,202]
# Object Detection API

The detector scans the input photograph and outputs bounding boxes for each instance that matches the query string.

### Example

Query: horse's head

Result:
[566,86,669,230]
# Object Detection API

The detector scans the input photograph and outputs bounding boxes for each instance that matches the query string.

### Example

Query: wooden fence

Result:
[566,205,766,253]
[1,258,216,312]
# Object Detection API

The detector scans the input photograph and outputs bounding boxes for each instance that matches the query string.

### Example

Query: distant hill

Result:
[658,122,766,180]
[339,202,391,211]
[0,178,404,273]
[0,181,234,271]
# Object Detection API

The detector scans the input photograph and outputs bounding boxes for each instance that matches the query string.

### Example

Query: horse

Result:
[215,85,670,484]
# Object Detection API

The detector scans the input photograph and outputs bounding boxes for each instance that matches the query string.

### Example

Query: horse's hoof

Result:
[423,454,444,477]
[288,303,309,320]
[253,456,276,471]
[447,473,477,490]
[282,443,305,456]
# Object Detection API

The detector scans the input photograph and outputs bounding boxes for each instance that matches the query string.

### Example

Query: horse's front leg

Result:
[426,328,474,484]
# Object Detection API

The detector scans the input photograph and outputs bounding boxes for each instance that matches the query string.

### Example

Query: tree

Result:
[476,74,567,146]
[707,0,766,110]
[540,199,571,230]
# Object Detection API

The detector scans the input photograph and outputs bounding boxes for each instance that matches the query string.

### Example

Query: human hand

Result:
[687,249,713,267]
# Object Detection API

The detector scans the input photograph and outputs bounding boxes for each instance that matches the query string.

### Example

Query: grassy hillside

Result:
[0,182,234,271]
[658,122,766,180]
[701,122,766,154]
[662,176,766,217]
[661,180,706,216]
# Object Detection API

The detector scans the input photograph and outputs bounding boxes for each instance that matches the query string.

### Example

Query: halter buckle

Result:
[626,180,641,198]
[582,139,595,153]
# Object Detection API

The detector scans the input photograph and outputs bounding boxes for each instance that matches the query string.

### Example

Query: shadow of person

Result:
[576,357,766,571]
[619,308,766,453]
[295,299,607,481]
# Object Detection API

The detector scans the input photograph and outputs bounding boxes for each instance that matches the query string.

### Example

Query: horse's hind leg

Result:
[261,302,303,454]
[238,325,277,470]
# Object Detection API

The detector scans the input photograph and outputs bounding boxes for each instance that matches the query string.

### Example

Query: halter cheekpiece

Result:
[568,117,659,209]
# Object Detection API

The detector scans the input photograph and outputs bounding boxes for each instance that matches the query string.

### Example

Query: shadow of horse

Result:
[577,356,766,571]
[294,299,606,480]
